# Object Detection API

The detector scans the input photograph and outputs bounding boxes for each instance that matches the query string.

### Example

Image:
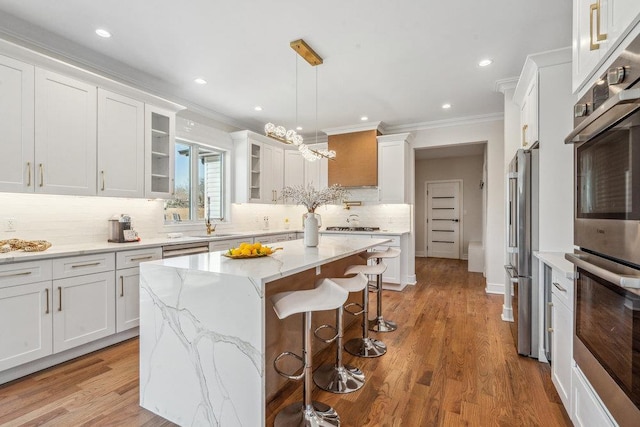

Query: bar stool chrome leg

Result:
[274,311,340,427]
[343,272,386,357]
[369,258,397,332]
[313,304,365,393]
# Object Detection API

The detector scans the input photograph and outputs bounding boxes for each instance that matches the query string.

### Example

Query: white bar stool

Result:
[313,272,369,394]
[271,278,348,427]
[361,247,401,332]
[342,263,388,358]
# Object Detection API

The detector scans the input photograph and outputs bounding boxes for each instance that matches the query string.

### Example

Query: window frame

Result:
[165,137,229,225]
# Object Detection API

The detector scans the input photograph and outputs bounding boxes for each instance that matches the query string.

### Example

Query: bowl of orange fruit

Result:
[223,242,282,259]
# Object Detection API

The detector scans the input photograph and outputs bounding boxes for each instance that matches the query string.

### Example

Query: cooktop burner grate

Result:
[325,226,381,232]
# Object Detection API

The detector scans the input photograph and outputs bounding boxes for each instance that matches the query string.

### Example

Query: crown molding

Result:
[514,46,571,104]
[494,77,519,94]
[383,112,503,133]
[322,121,385,136]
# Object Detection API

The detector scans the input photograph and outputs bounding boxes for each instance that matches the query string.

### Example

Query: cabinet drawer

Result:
[0,260,53,288]
[209,239,245,253]
[551,269,574,310]
[375,235,400,246]
[53,253,115,279]
[116,247,162,269]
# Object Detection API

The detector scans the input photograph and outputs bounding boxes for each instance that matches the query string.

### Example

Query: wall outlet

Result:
[316,266,321,275]
[5,218,16,232]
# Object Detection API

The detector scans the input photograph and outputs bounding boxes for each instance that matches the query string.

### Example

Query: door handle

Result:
[27,162,31,187]
[522,124,528,146]
[120,275,124,297]
[58,286,62,311]
[553,282,567,292]
[546,301,553,333]
[101,170,105,191]
[45,288,49,314]
[39,163,44,187]
[452,219,459,222]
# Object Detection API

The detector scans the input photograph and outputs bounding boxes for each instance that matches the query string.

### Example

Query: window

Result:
[165,139,225,223]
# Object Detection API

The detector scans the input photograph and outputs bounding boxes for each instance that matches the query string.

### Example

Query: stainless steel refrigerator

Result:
[505,147,539,357]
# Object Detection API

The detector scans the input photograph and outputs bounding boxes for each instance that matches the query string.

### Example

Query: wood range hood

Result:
[327,129,380,187]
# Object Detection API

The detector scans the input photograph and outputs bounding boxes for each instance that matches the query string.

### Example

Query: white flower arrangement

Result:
[280,184,349,213]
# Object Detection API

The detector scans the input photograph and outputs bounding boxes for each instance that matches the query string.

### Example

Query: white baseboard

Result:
[461,253,468,260]
[485,282,504,295]
[501,304,514,322]
[406,274,416,285]
[415,251,427,257]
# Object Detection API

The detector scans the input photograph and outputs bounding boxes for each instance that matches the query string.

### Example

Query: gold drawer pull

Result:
[0,271,32,278]
[70,262,101,269]
[130,256,153,262]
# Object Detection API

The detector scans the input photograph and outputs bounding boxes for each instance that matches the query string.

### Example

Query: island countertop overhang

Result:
[143,236,391,285]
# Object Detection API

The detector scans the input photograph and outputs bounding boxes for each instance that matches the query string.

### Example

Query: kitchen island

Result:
[139,236,390,427]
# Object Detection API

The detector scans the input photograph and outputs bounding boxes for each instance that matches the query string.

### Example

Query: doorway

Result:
[425,180,462,259]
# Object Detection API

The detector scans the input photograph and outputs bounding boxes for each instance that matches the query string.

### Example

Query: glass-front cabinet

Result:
[145,105,176,198]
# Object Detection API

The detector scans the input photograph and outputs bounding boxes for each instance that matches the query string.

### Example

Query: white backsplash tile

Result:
[0,193,164,245]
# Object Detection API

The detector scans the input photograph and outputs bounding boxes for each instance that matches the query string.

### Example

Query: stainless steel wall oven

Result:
[566,33,640,427]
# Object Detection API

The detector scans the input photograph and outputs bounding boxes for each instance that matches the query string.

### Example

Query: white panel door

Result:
[116,268,140,333]
[97,89,144,198]
[551,293,572,410]
[35,69,97,195]
[262,144,284,203]
[378,140,405,202]
[53,272,115,352]
[426,181,461,259]
[0,281,53,371]
[0,55,34,193]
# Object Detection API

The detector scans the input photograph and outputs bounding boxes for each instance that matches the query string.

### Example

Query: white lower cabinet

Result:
[52,271,115,353]
[571,365,616,427]
[551,292,572,410]
[0,281,52,371]
[115,247,162,333]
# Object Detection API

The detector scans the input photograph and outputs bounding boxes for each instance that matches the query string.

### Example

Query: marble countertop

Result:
[319,229,409,235]
[0,229,295,264]
[534,251,575,279]
[147,236,391,285]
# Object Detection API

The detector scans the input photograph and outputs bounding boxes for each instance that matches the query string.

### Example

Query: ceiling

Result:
[0,1,572,137]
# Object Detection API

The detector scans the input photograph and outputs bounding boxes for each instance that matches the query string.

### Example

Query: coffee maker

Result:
[108,214,138,243]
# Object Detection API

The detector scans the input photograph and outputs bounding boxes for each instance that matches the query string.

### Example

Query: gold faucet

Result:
[205,219,216,235]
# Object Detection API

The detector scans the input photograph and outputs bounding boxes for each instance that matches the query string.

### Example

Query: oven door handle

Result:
[566,253,640,289]
[565,87,640,144]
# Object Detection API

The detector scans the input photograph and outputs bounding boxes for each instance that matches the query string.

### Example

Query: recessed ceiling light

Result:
[95,28,111,38]
[442,103,452,109]
[254,106,263,111]
[478,59,493,67]
[360,116,368,121]
[296,126,303,131]
[194,78,207,85]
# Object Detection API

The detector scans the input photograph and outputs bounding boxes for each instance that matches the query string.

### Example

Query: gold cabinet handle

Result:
[101,170,105,191]
[590,1,607,50]
[546,301,553,333]
[58,286,62,311]
[522,124,528,147]
[45,288,49,314]
[595,0,607,42]
[27,162,31,187]
[71,262,101,269]
[39,163,44,187]
[0,271,32,278]
[130,256,153,262]
[120,275,124,297]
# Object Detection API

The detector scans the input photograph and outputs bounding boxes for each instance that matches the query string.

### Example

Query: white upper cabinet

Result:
[35,69,97,196]
[145,105,176,199]
[0,55,34,193]
[232,130,285,204]
[284,149,305,189]
[520,78,539,148]
[305,143,329,189]
[97,89,145,198]
[573,0,640,92]
[262,143,284,203]
[377,133,413,203]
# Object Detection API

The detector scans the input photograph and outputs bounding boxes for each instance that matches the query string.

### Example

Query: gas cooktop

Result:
[325,226,380,232]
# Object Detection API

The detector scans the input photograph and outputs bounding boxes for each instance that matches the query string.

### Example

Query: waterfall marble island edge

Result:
[139,236,391,426]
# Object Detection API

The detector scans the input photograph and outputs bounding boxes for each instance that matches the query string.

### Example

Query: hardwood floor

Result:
[0,258,571,426]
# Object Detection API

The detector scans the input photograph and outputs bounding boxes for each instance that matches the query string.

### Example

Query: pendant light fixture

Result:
[264,39,336,162]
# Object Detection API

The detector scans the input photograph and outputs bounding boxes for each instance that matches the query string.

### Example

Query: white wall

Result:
[412,119,505,293]
[415,155,484,258]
